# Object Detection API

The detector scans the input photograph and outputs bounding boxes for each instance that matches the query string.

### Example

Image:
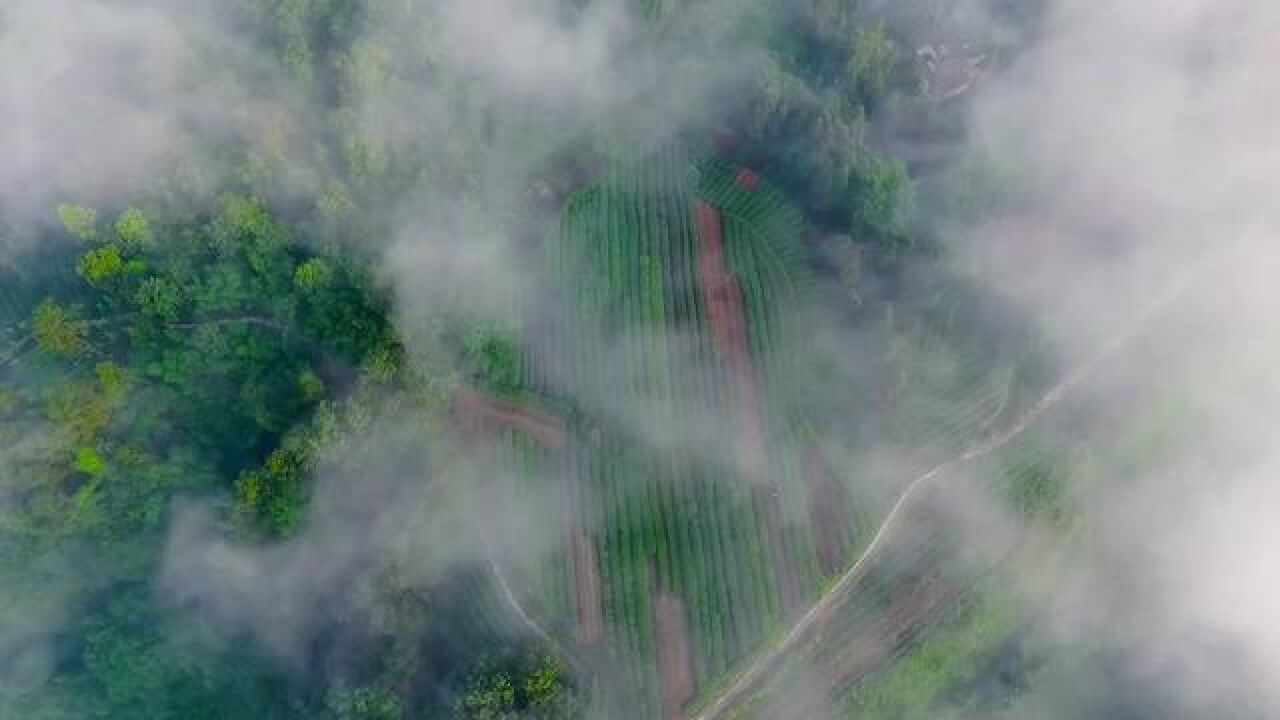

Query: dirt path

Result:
[453,388,568,450]
[487,554,588,680]
[572,530,605,644]
[691,275,1195,720]
[693,198,802,614]
[564,449,605,645]
[693,199,768,475]
[653,589,696,720]
[461,392,584,671]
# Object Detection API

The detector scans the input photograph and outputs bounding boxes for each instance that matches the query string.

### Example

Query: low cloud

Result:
[957,0,1280,715]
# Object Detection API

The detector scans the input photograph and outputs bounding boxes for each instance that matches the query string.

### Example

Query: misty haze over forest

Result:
[1,1,1277,719]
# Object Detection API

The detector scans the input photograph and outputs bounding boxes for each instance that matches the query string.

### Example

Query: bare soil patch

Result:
[653,588,696,720]
[571,531,604,645]
[692,200,769,478]
[563,450,604,646]
[452,388,568,450]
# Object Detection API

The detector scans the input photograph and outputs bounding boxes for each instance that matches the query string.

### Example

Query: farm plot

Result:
[462,149,1059,719]
[708,414,1085,720]
[486,148,865,718]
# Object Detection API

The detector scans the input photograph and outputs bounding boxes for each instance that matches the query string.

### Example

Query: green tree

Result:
[33,299,88,356]
[849,22,896,107]
[44,361,129,443]
[463,325,521,397]
[523,656,580,719]
[459,671,517,720]
[298,367,325,401]
[74,446,106,476]
[456,655,579,720]
[57,203,98,240]
[78,245,126,285]
[849,152,915,246]
[135,277,183,319]
[114,207,154,248]
[295,257,335,292]
[327,687,404,720]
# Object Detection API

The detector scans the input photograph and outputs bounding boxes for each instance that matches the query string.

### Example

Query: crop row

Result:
[493,146,869,716]
[543,148,829,714]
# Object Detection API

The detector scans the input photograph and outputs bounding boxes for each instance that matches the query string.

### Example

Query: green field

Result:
[480,147,885,716]
[465,142,1068,718]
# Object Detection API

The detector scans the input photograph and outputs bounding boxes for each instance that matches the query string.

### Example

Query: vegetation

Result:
[535,150,836,711]
[0,0,1063,718]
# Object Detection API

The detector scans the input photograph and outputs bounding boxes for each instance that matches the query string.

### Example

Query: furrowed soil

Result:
[653,588,696,720]
[692,198,800,615]
[804,446,852,577]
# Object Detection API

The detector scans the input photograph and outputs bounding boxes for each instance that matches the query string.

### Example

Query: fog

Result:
[956,1,1280,715]
[2,0,1278,717]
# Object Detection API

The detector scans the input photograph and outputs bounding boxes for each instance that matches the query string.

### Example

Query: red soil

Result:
[804,447,851,576]
[653,589,696,720]
[734,169,760,192]
[824,576,960,691]
[452,389,599,643]
[693,198,801,614]
[692,200,769,478]
[452,388,568,450]
[563,450,604,646]
[572,530,605,645]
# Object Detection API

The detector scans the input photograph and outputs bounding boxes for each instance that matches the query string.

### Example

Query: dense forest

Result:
[4,0,1274,719]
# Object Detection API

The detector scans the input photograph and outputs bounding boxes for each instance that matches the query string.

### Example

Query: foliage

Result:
[295,257,335,291]
[849,22,897,107]
[327,687,405,720]
[78,245,127,285]
[0,2,1032,718]
[75,446,106,476]
[849,152,915,246]
[57,203,98,240]
[842,589,1021,719]
[134,277,183,319]
[523,656,581,717]
[114,207,154,248]
[460,671,517,720]
[458,655,580,720]
[33,299,88,356]
[462,325,522,397]
[1,190,414,716]
[1001,449,1070,522]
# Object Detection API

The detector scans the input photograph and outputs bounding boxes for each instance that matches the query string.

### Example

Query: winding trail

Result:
[487,554,589,679]
[692,275,1195,720]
